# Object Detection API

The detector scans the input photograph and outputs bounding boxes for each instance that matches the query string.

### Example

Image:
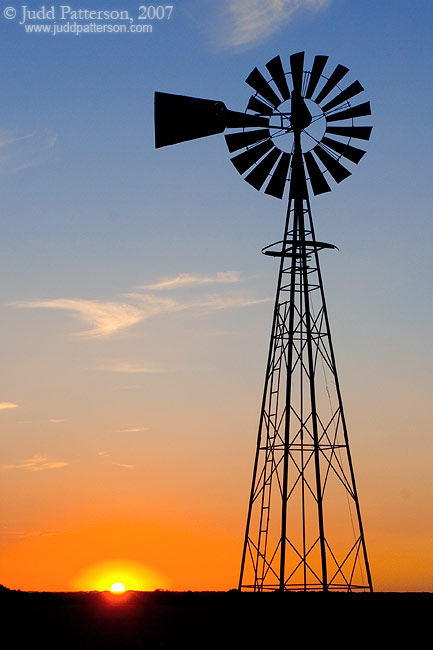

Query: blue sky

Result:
[0,0,432,591]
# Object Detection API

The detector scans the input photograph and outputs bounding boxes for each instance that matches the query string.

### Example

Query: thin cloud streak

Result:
[123,294,188,318]
[217,0,330,49]
[144,271,240,291]
[198,296,273,312]
[0,131,34,148]
[3,454,69,472]
[17,298,145,337]
[97,451,137,468]
[0,128,57,173]
[0,402,18,411]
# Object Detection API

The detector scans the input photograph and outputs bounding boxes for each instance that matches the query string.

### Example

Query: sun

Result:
[71,560,168,592]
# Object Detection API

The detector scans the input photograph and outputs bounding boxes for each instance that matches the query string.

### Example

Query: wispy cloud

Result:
[122,293,187,316]
[97,451,136,468]
[216,0,330,49]
[118,427,148,433]
[143,271,240,291]
[199,296,273,312]
[0,128,57,174]
[48,419,65,424]
[3,454,69,472]
[15,273,269,337]
[16,298,155,337]
[0,402,18,411]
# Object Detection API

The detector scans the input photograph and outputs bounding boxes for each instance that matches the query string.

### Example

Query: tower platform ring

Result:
[262,239,338,257]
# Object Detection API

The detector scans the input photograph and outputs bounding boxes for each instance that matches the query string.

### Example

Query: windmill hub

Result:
[290,90,312,130]
[270,98,326,154]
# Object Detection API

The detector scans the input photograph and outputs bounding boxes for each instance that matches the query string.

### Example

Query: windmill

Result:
[154,52,373,593]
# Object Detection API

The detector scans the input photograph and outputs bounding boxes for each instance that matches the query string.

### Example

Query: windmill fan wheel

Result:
[225,52,372,199]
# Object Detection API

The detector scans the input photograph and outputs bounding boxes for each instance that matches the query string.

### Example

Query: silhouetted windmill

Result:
[154,52,373,592]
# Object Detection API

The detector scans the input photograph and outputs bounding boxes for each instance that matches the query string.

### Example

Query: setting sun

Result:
[71,560,168,592]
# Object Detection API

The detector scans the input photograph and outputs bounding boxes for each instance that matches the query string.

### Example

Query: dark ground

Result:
[2,586,431,649]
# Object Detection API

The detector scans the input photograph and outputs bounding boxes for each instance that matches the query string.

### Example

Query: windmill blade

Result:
[321,136,366,164]
[326,101,371,122]
[314,64,349,105]
[326,125,372,141]
[290,52,305,94]
[264,153,291,199]
[304,151,331,195]
[321,80,364,113]
[245,148,282,190]
[225,129,270,153]
[246,68,281,107]
[313,145,351,183]
[266,55,291,101]
[305,55,328,99]
[230,140,274,174]
[247,95,274,116]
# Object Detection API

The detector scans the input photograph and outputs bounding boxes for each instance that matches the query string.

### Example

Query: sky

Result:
[0,0,432,593]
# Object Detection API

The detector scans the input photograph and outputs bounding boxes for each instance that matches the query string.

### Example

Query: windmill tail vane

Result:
[154,52,373,593]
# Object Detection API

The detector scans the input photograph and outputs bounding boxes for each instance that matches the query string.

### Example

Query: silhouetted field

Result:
[2,585,430,649]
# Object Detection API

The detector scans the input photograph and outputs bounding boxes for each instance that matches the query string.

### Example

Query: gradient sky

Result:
[0,0,432,592]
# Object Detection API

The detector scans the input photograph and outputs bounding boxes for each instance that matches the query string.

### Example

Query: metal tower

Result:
[154,51,373,593]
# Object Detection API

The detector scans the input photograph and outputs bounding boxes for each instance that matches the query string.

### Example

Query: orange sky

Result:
[0,307,432,592]
[1,428,432,593]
